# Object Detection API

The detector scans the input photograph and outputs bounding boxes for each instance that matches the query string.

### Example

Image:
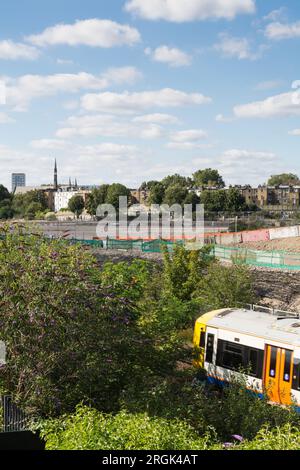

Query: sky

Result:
[0,0,300,190]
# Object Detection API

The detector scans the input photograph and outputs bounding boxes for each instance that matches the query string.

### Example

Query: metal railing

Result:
[245,304,300,319]
[1,396,28,433]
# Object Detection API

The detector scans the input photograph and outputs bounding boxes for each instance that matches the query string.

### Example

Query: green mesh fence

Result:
[106,239,143,250]
[142,239,185,253]
[67,237,300,270]
[213,245,300,270]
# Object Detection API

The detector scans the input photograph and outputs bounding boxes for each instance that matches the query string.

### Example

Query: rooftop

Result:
[208,306,300,347]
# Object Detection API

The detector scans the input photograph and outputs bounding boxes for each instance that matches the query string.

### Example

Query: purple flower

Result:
[231,435,244,442]
[223,443,233,449]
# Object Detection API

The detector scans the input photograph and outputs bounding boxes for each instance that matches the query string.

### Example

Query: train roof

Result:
[207,306,300,347]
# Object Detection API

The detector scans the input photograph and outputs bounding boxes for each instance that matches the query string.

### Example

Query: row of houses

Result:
[14,183,300,214]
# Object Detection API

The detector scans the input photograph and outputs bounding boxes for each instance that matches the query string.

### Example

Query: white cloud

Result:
[192,148,280,185]
[26,19,141,48]
[215,113,235,123]
[265,21,300,40]
[263,8,287,23]
[3,67,142,111]
[56,58,74,65]
[167,129,208,149]
[171,129,207,142]
[289,129,300,136]
[30,139,70,150]
[234,91,300,118]
[145,45,192,67]
[0,112,15,124]
[254,80,283,91]
[132,113,179,124]
[214,33,267,60]
[0,40,39,60]
[55,114,166,140]
[125,0,255,22]
[81,88,212,114]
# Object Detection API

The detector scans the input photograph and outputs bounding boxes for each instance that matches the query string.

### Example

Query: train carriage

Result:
[193,305,300,407]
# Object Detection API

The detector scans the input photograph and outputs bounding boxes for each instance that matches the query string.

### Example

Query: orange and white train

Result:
[193,305,300,407]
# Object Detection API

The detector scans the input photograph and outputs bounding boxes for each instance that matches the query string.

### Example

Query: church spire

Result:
[54,159,58,190]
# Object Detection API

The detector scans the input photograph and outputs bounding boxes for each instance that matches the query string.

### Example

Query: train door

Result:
[264,345,293,405]
[205,328,218,377]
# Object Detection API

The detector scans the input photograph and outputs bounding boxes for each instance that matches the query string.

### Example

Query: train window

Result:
[205,334,214,363]
[248,349,258,376]
[216,340,264,378]
[199,330,206,349]
[217,341,244,371]
[292,360,300,391]
[283,350,292,383]
[269,347,278,378]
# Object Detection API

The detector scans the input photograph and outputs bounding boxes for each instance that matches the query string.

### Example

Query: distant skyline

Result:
[0,0,300,189]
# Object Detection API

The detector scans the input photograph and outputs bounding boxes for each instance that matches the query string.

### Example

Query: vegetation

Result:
[1,220,300,450]
[68,194,85,218]
[193,168,225,189]
[268,173,300,186]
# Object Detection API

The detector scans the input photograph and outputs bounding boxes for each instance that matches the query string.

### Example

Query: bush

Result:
[0,225,182,418]
[37,405,213,450]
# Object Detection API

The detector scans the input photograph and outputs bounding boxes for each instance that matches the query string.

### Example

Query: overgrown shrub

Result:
[37,405,213,450]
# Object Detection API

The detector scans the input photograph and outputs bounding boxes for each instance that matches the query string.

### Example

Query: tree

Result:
[68,195,85,218]
[148,183,165,205]
[25,202,44,220]
[193,169,225,188]
[200,190,227,212]
[162,245,213,302]
[225,188,247,212]
[161,174,192,189]
[12,190,48,219]
[183,191,200,211]
[196,262,256,310]
[85,185,110,216]
[105,184,131,210]
[0,226,184,417]
[163,184,189,206]
[0,185,11,202]
[268,173,300,186]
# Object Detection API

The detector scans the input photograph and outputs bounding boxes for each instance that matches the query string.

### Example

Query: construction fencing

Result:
[213,245,300,270]
[79,237,300,270]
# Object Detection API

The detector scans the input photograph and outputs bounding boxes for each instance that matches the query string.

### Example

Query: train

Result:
[193,305,300,408]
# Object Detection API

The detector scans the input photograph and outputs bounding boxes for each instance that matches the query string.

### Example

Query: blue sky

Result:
[0,0,300,189]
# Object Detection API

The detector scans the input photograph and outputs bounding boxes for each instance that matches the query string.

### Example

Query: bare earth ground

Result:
[232,236,300,253]
[93,249,300,313]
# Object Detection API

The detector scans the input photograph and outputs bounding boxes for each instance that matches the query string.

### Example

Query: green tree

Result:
[200,190,227,212]
[161,174,192,189]
[12,190,48,219]
[85,185,110,216]
[0,185,11,202]
[162,245,213,302]
[163,184,189,206]
[0,226,183,417]
[25,202,44,220]
[68,195,85,218]
[196,261,256,310]
[105,184,131,210]
[268,173,300,186]
[0,187,14,219]
[149,183,165,205]
[225,188,247,212]
[193,169,225,188]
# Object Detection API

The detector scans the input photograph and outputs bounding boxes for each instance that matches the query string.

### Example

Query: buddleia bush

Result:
[37,405,214,450]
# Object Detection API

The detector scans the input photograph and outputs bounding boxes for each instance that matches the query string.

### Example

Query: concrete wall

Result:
[269,226,300,240]
[241,229,270,243]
